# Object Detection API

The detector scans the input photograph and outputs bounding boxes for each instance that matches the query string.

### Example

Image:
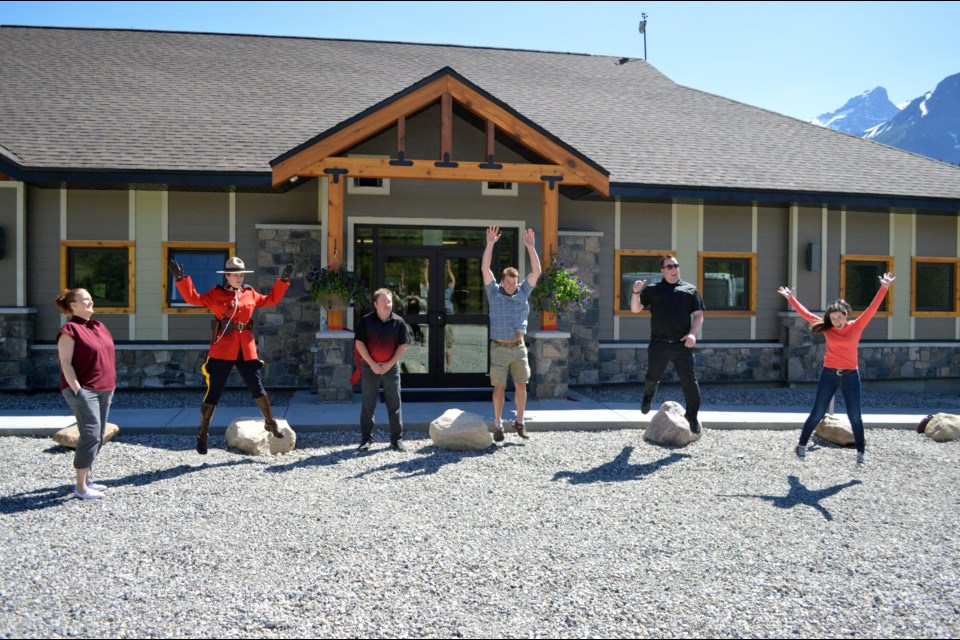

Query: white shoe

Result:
[74,487,104,500]
[87,482,107,491]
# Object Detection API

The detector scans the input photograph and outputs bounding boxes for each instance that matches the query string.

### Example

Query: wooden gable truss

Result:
[271,70,610,329]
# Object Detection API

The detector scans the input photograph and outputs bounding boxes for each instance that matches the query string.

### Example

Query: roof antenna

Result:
[638,13,648,61]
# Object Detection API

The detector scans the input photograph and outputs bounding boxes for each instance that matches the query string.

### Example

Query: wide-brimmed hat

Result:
[217,257,255,274]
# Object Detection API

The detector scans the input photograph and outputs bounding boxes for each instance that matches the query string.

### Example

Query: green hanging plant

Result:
[305,263,370,311]
[529,256,593,316]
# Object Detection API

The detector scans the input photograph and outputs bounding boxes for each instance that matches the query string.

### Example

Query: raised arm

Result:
[630,279,647,313]
[524,228,541,287]
[481,225,499,286]
[778,286,819,324]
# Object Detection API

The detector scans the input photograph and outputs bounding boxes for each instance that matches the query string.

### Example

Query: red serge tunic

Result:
[175,277,290,361]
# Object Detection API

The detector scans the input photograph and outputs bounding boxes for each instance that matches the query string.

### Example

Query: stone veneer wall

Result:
[556,232,601,386]
[0,309,35,390]
[596,342,784,385]
[526,331,570,400]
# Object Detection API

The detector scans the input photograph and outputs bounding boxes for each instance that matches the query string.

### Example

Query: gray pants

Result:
[360,362,403,443]
[62,388,114,470]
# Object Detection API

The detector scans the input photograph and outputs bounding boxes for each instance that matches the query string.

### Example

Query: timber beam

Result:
[301,157,589,185]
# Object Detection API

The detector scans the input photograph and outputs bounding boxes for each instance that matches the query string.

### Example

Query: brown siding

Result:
[827,207,843,300]
[0,189,17,306]
[618,201,672,342]
[757,205,789,340]
[67,189,127,240]
[26,187,62,340]
[796,205,822,302]
[916,213,957,256]
[846,208,889,256]
[914,317,957,340]
[169,192,230,242]
[703,203,751,252]
[237,180,319,266]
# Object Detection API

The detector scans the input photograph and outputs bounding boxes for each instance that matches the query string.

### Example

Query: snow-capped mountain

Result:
[813,73,960,165]
[811,87,899,136]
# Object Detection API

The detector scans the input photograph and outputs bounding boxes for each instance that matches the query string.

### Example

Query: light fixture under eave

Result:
[290,176,299,183]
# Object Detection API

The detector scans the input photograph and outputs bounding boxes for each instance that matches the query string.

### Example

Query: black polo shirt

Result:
[355,311,410,363]
[640,278,705,342]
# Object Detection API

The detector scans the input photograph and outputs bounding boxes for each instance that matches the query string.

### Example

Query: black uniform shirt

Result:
[640,279,706,342]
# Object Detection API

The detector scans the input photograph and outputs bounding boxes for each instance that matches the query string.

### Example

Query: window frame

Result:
[60,240,136,314]
[840,254,894,317]
[614,249,673,317]
[911,257,960,317]
[346,154,391,195]
[481,181,518,197]
[697,251,757,316]
[162,242,235,314]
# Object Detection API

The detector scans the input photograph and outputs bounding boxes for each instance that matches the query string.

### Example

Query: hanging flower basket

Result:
[529,256,593,317]
[305,264,370,312]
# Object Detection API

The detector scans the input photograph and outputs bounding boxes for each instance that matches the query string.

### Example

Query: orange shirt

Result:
[176,277,290,361]
[788,287,888,370]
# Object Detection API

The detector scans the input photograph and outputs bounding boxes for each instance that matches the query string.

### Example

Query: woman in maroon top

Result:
[56,288,117,500]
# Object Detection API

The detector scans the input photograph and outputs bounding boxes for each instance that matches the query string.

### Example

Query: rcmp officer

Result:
[169,256,293,454]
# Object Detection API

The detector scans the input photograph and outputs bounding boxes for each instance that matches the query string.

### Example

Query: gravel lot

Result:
[1,416,958,638]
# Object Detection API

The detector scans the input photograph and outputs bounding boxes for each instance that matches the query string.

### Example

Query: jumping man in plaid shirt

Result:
[482,226,541,442]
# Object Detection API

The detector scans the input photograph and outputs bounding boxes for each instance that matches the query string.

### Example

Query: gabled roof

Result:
[1,25,959,208]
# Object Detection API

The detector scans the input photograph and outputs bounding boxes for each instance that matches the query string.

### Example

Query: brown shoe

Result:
[197,403,215,455]
[513,421,529,439]
[493,425,504,442]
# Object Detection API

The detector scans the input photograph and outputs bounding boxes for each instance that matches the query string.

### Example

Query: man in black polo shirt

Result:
[630,255,705,433]
[355,288,410,451]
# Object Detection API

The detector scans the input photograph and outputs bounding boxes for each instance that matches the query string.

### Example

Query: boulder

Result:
[429,409,493,451]
[923,413,960,442]
[52,422,120,449]
[644,401,701,447]
[225,419,296,455]
[814,414,855,446]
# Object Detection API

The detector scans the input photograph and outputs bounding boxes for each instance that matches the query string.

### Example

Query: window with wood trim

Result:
[911,257,959,316]
[346,154,390,195]
[481,181,518,197]
[163,242,235,313]
[698,252,756,314]
[840,255,893,316]
[60,241,135,314]
[615,250,672,315]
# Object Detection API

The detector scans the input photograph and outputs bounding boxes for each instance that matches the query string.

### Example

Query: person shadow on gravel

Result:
[264,447,360,474]
[718,475,862,521]
[350,445,499,479]
[552,448,691,485]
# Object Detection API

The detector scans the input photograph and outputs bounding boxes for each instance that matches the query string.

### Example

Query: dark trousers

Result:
[799,368,865,453]
[201,356,266,405]
[360,362,403,443]
[644,341,701,420]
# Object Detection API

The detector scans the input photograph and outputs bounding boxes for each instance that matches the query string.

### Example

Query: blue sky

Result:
[2,1,958,121]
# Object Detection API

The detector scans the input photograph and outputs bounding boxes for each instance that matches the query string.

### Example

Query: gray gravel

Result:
[2,424,959,638]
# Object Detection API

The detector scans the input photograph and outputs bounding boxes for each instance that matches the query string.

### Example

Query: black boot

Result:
[197,403,216,454]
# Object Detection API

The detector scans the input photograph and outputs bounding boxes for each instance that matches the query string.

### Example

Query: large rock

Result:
[225,419,296,455]
[922,413,960,442]
[644,401,701,447]
[52,422,120,449]
[429,409,493,451]
[815,414,855,446]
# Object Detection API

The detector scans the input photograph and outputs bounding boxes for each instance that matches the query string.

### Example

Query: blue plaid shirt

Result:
[485,280,534,340]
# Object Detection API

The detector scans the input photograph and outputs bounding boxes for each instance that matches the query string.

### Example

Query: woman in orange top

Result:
[169,256,292,455]
[778,272,895,465]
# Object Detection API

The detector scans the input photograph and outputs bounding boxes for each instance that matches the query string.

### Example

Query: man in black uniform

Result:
[630,255,705,433]
[354,288,410,451]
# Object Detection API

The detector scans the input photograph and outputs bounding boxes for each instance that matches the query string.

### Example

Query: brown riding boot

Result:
[197,403,216,455]
[255,395,284,438]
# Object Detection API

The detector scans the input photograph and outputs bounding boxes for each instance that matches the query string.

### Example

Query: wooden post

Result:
[398,115,406,156]
[440,92,453,161]
[541,181,559,330]
[327,176,345,330]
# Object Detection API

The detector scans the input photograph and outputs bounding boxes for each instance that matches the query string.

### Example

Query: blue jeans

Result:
[799,368,865,453]
[360,362,403,443]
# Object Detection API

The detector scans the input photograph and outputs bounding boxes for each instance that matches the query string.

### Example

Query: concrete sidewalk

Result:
[0,390,930,437]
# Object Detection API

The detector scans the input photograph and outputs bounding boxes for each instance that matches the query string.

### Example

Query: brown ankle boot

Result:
[255,395,284,438]
[197,403,216,455]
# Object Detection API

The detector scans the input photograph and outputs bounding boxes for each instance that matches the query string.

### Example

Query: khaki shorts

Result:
[489,341,531,387]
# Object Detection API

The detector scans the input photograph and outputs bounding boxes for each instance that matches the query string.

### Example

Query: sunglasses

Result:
[662,264,680,270]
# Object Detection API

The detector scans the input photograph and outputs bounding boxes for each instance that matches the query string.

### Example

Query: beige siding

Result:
[845,208,889,255]
[26,187,62,340]
[169,192,230,242]
[796,205,823,303]
[916,213,958,256]
[0,187,18,306]
[757,205,789,340]
[703,203,751,251]
[67,189,127,240]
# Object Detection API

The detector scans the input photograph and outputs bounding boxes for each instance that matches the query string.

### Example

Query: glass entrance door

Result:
[376,247,489,388]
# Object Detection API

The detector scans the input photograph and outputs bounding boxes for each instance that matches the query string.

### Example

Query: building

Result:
[2,26,959,397]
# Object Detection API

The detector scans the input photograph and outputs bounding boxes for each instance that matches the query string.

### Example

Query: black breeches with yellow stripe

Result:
[201,356,266,405]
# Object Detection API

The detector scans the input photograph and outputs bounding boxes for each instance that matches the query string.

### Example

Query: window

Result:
[481,181,518,197]
[912,257,959,316]
[163,242,234,313]
[60,241,135,314]
[698,252,756,314]
[346,154,390,195]
[841,255,893,316]
[615,250,672,315]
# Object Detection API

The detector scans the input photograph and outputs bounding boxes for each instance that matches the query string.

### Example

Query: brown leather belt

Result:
[491,338,523,347]
[225,322,251,334]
